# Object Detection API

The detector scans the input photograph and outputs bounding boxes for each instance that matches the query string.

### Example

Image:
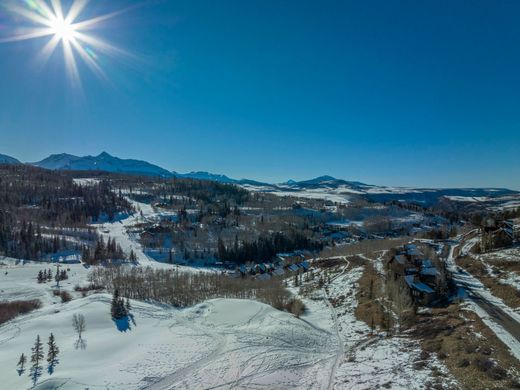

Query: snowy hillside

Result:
[0,259,337,390]
[242,176,519,207]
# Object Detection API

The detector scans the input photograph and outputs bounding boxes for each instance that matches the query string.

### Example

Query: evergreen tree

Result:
[55,266,61,287]
[81,245,91,263]
[111,290,127,319]
[37,270,44,283]
[17,353,26,375]
[125,297,131,312]
[47,333,59,373]
[29,335,44,385]
[111,289,120,318]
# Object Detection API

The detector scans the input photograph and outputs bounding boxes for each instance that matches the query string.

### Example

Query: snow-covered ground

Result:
[1,285,336,389]
[92,197,183,271]
[0,258,90,306]
[327,220,365,228]
[477,248,520,292]
[444,196,490,202]
[93,197,219,274]
[265,188,354,204]
[294,263,457,389]
[0,250,459,389]
[241,184,426,204]
[72,178,101,187]
[0,189,467,389]
[3,247,335,389]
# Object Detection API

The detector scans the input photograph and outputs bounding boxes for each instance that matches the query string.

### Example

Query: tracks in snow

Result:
[322,256,350,390]
[146,333,229,390]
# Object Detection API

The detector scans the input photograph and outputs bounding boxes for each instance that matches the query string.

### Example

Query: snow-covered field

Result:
[264,188,354,204]
[72,178,101,187]
[0,294,339,390]
[0,258,90,306]
[0,256,338,390]
[444,196,490,202]
[240,184,425,204]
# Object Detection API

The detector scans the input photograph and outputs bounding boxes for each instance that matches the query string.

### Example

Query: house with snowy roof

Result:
[404,275,436,305]
[388,244,447,306]
[388,254,408,278]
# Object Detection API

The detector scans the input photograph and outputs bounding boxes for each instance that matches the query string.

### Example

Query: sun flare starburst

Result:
[49,16,75,42]
[0,0,131,88]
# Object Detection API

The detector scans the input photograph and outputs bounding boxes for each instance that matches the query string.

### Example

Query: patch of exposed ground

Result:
[353,260,457,389]
[413,304,520,390]
[353,251,520,389]
[457,255,520,310]
[355,262,388,331]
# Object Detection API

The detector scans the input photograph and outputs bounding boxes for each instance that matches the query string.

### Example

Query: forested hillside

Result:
[0,165,130,260]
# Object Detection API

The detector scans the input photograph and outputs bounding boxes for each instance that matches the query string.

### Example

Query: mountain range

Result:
[0,152,518,205]
[0,151,276,185]
[31,152,173,178]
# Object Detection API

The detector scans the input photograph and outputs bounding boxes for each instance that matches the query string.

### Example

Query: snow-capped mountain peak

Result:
[32,152,173,177]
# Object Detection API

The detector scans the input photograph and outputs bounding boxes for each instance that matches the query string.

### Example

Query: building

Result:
[388,244,446,306]
[404,275,436,305]
[388,254,408,279]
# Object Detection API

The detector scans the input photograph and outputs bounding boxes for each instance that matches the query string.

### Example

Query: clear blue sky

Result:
[0,0,519,189]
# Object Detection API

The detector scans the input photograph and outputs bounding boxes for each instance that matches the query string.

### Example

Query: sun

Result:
[49,16,76,43]
[0,0,133,89]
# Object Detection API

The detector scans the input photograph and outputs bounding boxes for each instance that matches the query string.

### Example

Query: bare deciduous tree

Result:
[385,275,414,333]
[72,313,86,339]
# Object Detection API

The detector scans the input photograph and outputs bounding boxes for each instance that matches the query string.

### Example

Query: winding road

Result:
[446,243,520,345]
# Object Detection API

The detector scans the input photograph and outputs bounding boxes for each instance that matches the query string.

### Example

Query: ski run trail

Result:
[94,197,166,268]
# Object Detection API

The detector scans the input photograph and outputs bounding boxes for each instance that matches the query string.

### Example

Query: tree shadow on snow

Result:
[30,366,42,387]
[113,315,132,332]
[47,359,59,375]
[74,338,87,350]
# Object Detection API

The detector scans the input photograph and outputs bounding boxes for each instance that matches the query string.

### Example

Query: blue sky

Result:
[0,0,519,189]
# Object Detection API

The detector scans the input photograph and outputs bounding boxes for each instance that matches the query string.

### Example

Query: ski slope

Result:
[0,294,337,389]
[0,259,335,389]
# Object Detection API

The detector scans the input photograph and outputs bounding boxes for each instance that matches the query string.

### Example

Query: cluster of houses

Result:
[388,243,446,305]
[230,254,310,281]
[481,218,518,251]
